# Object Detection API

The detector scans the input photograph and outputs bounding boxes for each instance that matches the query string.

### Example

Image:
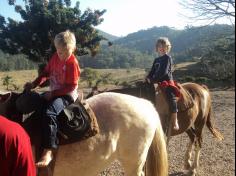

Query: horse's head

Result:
[134,81,156,104]
[0,92,11,115]
[0,91,23,123]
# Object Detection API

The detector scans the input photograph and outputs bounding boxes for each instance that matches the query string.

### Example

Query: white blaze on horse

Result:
[0,91,168,176]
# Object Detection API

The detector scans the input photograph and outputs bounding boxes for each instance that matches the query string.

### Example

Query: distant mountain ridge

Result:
[98,30,120,41]
[113,25,234,54]
[83,24,234,69]
[0,24,234,79]
[99,25,234,55]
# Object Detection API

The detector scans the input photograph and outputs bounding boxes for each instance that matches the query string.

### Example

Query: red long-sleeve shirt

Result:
[33,53,80,101]
[0,115,36,176]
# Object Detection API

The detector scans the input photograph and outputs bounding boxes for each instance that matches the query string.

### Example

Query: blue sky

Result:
[0,0,232,37]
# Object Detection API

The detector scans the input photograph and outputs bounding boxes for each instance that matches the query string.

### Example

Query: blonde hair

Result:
[156,37,172,53]
[54,30,76,52]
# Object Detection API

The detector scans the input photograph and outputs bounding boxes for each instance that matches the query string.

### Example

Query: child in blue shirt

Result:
[146,37,179,130]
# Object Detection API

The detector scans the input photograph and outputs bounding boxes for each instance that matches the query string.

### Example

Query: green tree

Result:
[0,0,107,62]
[2,75,13,90]
[200,39,235,83]
[95,73,113,86]
[80,68,100,87]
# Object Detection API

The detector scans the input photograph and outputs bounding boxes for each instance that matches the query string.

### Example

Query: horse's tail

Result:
[145,125,168,176]
[206,106,224,140]
[201,84,223,140]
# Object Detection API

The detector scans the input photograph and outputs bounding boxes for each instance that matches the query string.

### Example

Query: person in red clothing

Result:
[23,30,80,167]
[0,115,36,176]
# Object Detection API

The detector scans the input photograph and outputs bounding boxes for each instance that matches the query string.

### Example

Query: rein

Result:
[139,87,142,97]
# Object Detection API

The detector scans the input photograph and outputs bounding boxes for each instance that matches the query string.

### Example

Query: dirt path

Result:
[99,90,235,176]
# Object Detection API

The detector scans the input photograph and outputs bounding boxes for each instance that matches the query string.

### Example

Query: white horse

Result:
[0,92,168,176]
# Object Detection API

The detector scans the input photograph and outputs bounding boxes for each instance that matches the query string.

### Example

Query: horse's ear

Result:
[92,86,98,91]
[135,80,144,87]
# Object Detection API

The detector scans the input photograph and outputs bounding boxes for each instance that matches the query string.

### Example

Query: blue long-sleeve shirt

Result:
[147,54,173,83]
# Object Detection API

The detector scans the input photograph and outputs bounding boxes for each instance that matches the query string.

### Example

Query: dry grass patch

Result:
[1,64,198,92]
[0,70,38,91]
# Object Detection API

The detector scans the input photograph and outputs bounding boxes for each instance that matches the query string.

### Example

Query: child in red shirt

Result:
[24,30,80,167]
[0,115,36,176]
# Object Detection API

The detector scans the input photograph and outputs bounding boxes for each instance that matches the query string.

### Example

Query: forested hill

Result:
[113,24,235,62]
[0,24,234,72]
[79,24,235,84]
[79,24,234,69]
[98,30,120,41]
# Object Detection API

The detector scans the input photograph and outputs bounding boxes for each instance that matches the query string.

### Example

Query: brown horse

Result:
[0,91,168,176]
[87,82,224,175]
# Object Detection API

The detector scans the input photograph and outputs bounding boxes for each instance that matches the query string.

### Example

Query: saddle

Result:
[58,100,99,145]
[16,91,100,145]
[156,83,194,112]
[176,83,194,112]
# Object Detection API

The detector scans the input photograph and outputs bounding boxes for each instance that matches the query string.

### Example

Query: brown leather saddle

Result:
[16,91,99,145]
[58,99,99,144]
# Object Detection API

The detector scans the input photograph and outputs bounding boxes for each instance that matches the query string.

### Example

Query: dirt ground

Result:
[99,89,235,176]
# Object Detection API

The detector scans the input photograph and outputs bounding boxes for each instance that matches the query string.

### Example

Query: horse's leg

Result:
[192,136,203,175]
[166,124,172,146]
[191,120,205,176]
[119,137,150,176]
[190,143,201,176]
[119,145,147,176]
[184,128,196,170]
[121,159,145,176]
[165,114,172,146]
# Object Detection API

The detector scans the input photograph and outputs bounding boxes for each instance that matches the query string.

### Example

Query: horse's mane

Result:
[87,80,156,105]
[0,92,23,124]
[105,80,153,91]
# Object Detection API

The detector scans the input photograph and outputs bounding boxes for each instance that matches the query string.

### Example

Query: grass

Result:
[0,70,38,92]
[1,61,232,93]
[0,68,147,92]
[0,62,202,92]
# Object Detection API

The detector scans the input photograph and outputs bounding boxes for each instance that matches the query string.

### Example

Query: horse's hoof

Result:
[183,169,197,176]
[184,162,192,170]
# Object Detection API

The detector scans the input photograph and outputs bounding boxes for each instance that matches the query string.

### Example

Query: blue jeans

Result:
[165,86,178,113]
[41,95,73,149]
